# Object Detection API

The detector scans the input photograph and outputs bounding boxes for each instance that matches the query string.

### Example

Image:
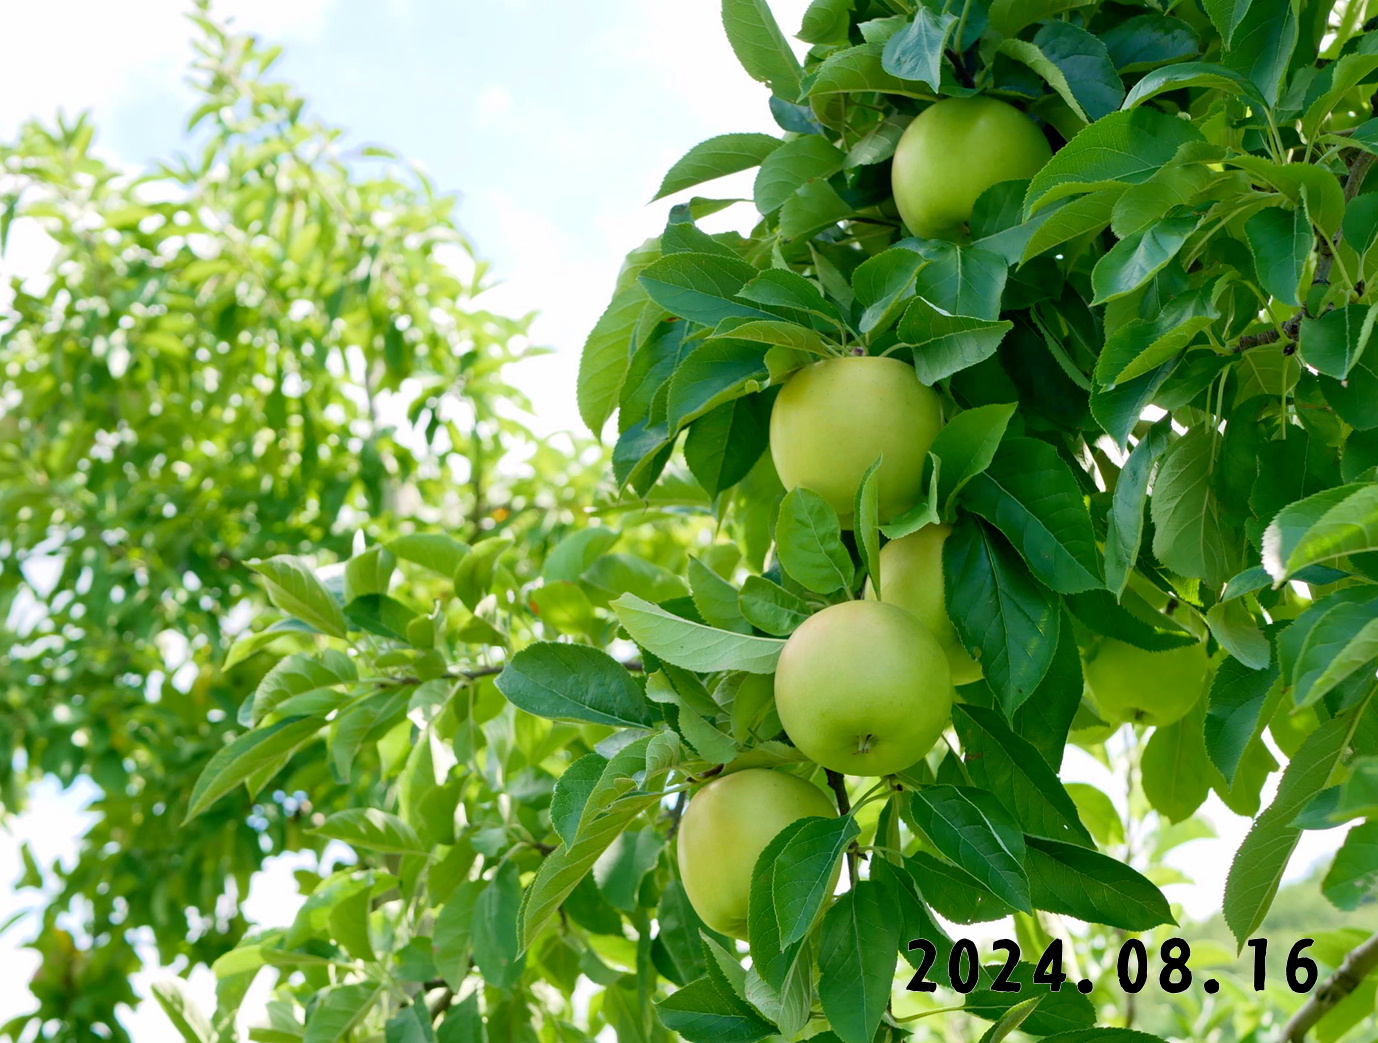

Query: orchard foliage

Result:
[0,9,615,1041]
[22,0,1378,1040]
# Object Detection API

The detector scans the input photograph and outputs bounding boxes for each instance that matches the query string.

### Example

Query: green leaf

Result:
[1025,836,1174,929]
[1224,704,1378,944]
[1245,206,1310,309]
[1096,287,1218,388]
[738,575,810,636]
[988,0,1093,37]
[1300,304,1378,381]
[667,339,770,429]
[773,814,859,946]
[251,555,347,638]
[960,437,1102,594]
[1322,821,1378,911]
[639,253,771,328]
[1264,483,1378,581]
[520,792,662,950]
[907,850,1019,923]
[778,180,853,240]
[946,517,1061,714]
[386,534,471,578]
[1290,597,1378,708]
[880,7,957,90]
[1150,429,1236,587]
[686,394,772,499]
[854,458,883,599]
[852,247,926,336]
[1104,419,1171,598]
[474,862,525,988]
[496,643,657,727]
[345,594,419,642]
[250,650,356,726]
[1021,188,1124,262]
[1122,61,1262,109]
[721,0,803,99]
[386,1006,437,1043]
[753,136,845,214]
[898,299,1014,384]
[1031,22,1125,121]
[817,881,900,1043]
[1221,0,1296,108]
[1024,108,1202,214]
[965,962,1095,1035]
[656,974,775,1043]
[150,980,212,1043]
[931,403,1017,516]
[912,242,1009,321]
[655,134,783,200]
[1090,215,1197,305]
[302,982,383,1043]
[1205,656,1281,785]
[952,704,1093,846]
[1142,708,1212,824]
[775,488,854,594]
[1101,14,1200,71]
[550,754,609,847]
[580,244,660,433]
[185,717,323,821]
[311,808,428,856]
[806,43,930,101]
[612,593,786,673]
[344,546,394,602]
[910,785,1032,913]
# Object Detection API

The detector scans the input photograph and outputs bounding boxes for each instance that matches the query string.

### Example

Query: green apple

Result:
[891,96,1052,240]
[676,768,836,938]
[770,355,941,526]
[869,525,983,685]
[775,599,953,776]
[1081,637,1212,728]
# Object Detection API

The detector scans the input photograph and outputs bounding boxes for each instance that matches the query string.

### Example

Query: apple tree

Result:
[161,0,1378,1041]
[0,9,629,1041]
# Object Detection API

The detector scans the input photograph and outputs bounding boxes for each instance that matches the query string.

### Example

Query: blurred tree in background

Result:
[0,7,617,1038]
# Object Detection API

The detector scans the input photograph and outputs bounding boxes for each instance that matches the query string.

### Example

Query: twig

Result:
[1280,932,1378,1041]
[666,791,687,840]
[825,769,858,886]
[371,658,645,688]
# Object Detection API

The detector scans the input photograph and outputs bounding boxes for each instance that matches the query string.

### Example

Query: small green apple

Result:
[891,96,1052,240]
[775,599,953,776]
[869,525,983,685]
[676,768,836,938]
[1081,636,1212,728]
[770,355,941,526]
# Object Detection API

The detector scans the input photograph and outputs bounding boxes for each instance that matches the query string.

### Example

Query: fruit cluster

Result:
[675,99,1214,937]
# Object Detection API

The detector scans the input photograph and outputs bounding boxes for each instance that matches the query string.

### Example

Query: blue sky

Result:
[0,1,1356,1039]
